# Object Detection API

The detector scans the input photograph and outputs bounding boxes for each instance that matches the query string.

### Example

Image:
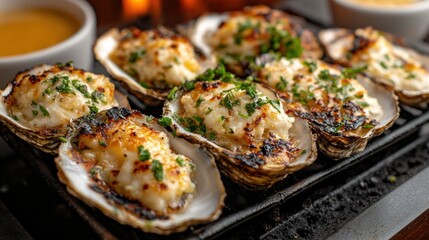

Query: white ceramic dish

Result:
[0,0,96,87]
[329,0,429,40]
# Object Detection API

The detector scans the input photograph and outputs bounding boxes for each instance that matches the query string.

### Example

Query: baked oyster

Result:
[319,27,429,107]
[255,57,399,159]
[94,27,216,106]
[55,107,225,234]
[183,5,322,76]
[0,63,121,154]
[162,66,317,189]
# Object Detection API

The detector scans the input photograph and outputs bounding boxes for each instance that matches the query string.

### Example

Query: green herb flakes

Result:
[158,117,172,127]
[176,156,185,167]
[151,160,164,181]
[167,86,179,100]
[39,105,50,117]
[341,65,367,79]
[303,61,317,73]
[137,146,150,161]
[99,140,107,147]
[196,96,204,107]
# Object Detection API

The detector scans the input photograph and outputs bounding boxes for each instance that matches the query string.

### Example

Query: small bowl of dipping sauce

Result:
[0,0,96,87]
[330,0,429,40]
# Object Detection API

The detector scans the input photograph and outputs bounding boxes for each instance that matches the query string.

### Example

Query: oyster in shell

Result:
[94,27,216,106]
[255,57,399,159]
[319,27,429,107]
[162,67,317,189]
[0,63,122,154]
[182,5,322,77]
[55,107,225,234]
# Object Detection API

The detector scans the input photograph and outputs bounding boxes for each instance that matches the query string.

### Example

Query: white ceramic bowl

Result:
[330,0,429,40]
[0,0,96,87]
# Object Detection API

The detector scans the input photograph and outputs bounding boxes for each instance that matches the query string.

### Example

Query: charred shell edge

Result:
[54,109,226,234]
[163,84,317,190]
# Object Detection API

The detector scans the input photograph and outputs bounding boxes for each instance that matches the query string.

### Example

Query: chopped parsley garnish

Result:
[183,81,196,91]
[89,104,98,114]
[39,105,50,117]
[158,117,172,127]
[56,77,74,94]
[197,64,235,83]
[173,115,206,135]
[379,61,388,69]
[233,20,256,46]
[91,91,105,104]
[318,70,339,81]
[32,110,38,116]
[86,76,93,82]
[151,160,164,181]
[129,49,146,63]
[167,86,179,100]
[220,91,240,110]
[145,115,154,123]
[362,124,375,129]
[196,96,204,107]
[341,65,367,79]
[301,149,307,155]
[275,76,288,91]
[72,80,90,98]
[357,101,369,108]
[99,140,107,147]
[139,81,151,89]
[137,146,150,161]
[406,72,416,79]
[260,26,303,59]
[44,88,53,95]
[176,156,185,167]
[303,61,317,73]
[58,136,68,143]
[208,132,217,141]
[205,107,213,115]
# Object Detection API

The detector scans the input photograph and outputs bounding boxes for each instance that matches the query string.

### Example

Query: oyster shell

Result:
[162,68,317,189]
[319,27,429,107]
[182,5,322,77]
[94,27,216,106]
[255,57,399,159]
[0,63,125,154]
[55,107,225,234]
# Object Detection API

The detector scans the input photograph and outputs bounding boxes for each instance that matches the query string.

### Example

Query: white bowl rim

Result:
[0,0,96,64]
[333,0,429,13]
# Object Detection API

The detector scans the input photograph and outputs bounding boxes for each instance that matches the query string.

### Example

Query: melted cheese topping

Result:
[259,58,382,120]
[78,116,195,214]
[208,6,297,59]
[179,81,294,154]
[111,29,202,89]
[5,65,117,129]
[345,27,429,92]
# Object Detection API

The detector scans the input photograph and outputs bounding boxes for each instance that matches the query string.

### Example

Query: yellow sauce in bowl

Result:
[0,8,80,57]
[349,0,419,7]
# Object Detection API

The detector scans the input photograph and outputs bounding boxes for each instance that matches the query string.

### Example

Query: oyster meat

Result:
[0,63,121,154]
[183,5,322,76]
[256,57,399,159]
[94,27,216,106]
[162,66,317,189]
[55,107,225,234]
[319,27,429,107]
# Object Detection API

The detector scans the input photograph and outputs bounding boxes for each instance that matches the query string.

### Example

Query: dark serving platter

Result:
[2,11,429,240]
